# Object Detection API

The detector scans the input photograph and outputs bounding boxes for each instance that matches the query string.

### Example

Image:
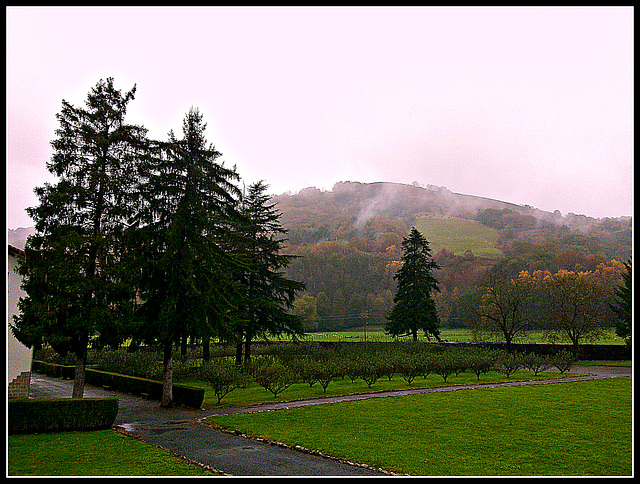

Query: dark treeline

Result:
[11,78,304,405]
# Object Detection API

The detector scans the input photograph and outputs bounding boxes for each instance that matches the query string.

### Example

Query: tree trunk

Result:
[235,341,243,365]
[161,341,173,407]
[180,333,188,358]
[202,336,210,362]
[244,334,252,364]
[72,348,87,398]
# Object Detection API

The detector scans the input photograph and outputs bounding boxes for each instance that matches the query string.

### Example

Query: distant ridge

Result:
[272,181,629,233]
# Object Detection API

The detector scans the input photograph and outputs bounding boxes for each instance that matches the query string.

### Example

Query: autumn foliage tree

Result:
[536,269,615,357]
[475,267,536,352]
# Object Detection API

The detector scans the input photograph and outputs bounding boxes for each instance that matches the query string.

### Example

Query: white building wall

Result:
[8,246,33,395]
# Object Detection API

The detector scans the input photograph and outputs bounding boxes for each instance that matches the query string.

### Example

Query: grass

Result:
[413,215,502,259]
[303,327,628,345]
[180,368,573,409]
[8,429,218,476]
[206,377,632,476]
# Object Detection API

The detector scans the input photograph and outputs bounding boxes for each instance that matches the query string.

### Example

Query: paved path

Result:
[28,365,631,476]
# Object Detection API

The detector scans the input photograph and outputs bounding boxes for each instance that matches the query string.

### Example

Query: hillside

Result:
[8,180,631,332]
[271,181,631,331]
[271,181,631,259]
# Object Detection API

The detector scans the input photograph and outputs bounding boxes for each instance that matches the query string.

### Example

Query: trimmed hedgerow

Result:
[9,398,118,434]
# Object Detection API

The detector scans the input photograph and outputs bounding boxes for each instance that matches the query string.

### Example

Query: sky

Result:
[6,6,634,229]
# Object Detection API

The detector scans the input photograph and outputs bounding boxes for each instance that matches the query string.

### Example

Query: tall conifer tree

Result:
[12,78,148,397]
[385,227,441,341]
[232,181,305,363]
[132,108,242,406]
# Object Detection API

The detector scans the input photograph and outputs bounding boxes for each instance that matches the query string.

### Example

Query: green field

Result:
[413,215,502,258]
[303,326,627,345]
[208,377,632,476]
[8,429,217,476]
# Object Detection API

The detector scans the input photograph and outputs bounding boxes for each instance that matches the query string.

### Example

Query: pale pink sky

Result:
[6,6,634,229]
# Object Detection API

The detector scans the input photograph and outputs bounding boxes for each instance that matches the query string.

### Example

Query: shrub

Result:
[466,349,494,380]
[521,352,552,376]
[287,356,321,387]
[432,353,459,382]
[9,398,118,434]
[551,350,575,374]
[250,357,296,397]
[343,357,363,383]
[85,369,205,408]
[200,359,249,404]
[397,353,425,385]
[494,351,523,378]
[316,359,340,392]
[358,357,383,388]
[92,348,163,380]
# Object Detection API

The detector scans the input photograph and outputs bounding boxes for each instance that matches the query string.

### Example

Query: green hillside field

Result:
[413,215,502,259]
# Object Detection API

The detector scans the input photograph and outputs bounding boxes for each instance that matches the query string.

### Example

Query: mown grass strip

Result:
[207,377,631,476]
[8,429,218,476]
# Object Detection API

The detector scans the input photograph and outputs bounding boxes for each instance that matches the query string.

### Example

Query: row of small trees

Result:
[11,78,305,406]
[199,342,575,403]
[474,261,632,355]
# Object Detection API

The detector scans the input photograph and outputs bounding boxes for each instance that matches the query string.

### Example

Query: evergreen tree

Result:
[12,78,148,398]
[132,108,242,406]
[385,227,441,341]
[232,181,305,363]
[609,258,632,345]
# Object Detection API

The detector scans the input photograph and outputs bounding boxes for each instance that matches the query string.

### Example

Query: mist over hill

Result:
[8,180,631,332]
[8,180,631,256]
[271,181,630,243]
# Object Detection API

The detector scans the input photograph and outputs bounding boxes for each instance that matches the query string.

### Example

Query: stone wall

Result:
[8,371,31,399]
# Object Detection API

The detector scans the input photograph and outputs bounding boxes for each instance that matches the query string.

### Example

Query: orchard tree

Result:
[132,108,242,407]
[385,227,441,341]
[12,78,148,398]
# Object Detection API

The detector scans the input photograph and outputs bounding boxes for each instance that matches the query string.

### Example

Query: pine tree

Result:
[232,181,306,363]
[609,258,632,345]
[385,227,441,341]
[12,78,148,398]
[132,108,242,406]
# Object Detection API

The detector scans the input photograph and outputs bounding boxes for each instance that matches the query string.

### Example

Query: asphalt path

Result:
[27,364,631,476]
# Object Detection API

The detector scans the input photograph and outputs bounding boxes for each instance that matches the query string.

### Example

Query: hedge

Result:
[8,398,118,434]
[31,360,76,379]
[85,369,205,409]
[31,361,205,409]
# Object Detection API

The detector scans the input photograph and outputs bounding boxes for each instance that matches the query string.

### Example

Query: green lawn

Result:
[206,377,632,476]
[8,429,218,476]
[304,327,627,345]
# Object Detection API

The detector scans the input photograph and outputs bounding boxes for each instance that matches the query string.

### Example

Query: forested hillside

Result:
[272,181,632,332]
[8,180,631,333]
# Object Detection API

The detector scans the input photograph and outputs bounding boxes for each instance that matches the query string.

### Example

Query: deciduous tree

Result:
[475,268,536,352]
